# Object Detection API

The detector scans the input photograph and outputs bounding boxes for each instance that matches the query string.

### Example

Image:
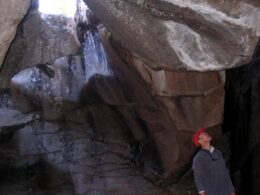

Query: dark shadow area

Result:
[222,42,260,195]
[79,74,114,105]
[0,161,75,194]
[80,73,164,182]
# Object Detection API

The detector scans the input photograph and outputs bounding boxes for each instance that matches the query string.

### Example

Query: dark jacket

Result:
[192,148,235,195]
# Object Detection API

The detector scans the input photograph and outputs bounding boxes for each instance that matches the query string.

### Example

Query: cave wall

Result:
[0,1,80,88]
[99,31,225,184]
[0,0,259,194]
[80,1,260,192]
[0,0,31,68]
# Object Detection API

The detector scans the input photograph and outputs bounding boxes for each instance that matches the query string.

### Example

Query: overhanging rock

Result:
[84,0,260,71]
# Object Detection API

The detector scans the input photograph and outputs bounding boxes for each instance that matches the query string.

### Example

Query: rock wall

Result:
[0,3,80,88]
[0,0,31,68]
[84,0,260,71]
[4,25,225,192]
[102,31,225,184]
[2,52,176,194]
[0,0,259,194]
[0,107,172,194]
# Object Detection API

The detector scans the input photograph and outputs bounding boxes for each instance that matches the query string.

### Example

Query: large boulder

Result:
[0,0,31,68]
[84,0,260,71]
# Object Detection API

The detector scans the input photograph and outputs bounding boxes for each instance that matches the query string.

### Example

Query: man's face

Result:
[198,132,212,146]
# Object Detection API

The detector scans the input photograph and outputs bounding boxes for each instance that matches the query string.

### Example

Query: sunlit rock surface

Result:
[0,0,31,68]
[0,9,80,88]
[84,0,260,71]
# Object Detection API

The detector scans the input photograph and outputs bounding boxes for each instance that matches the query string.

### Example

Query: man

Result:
[192,128,236,195]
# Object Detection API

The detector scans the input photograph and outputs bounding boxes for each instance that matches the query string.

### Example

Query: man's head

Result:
[192,128,212,147]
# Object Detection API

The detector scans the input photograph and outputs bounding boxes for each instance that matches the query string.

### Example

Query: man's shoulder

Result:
[192,150,208,169]
[193,149,208,162]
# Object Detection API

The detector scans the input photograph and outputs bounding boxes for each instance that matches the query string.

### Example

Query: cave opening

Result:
[38,0,77,17]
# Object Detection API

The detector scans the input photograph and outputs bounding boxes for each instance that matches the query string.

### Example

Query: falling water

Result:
[83,29,112,82]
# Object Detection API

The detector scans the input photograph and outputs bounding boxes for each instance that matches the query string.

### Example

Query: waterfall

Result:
[83,29,112,82]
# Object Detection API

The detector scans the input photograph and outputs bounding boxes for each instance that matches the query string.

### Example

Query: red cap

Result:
[192,128,206,147]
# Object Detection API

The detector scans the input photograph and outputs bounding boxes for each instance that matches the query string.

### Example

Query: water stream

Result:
[83,29,113,82]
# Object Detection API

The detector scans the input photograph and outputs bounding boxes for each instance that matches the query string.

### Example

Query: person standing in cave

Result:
[192,128,236,195]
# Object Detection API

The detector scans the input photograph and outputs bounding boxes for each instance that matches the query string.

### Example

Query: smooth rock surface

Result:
[0,0,31,68]
[84,0,260,71]
[10,56,84,120]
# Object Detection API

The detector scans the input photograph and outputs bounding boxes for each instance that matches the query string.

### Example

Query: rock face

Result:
[0,108,38,136]
[2,0,256,193]
[3,9,226,191]
[84,0,260,71]
[11,56,84,120]
[0,0,31,68]
[0,8,80,88]
[0,105,171,194]
[6,24,214,193]
[2,30,176,192]
[103,33,225,184]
